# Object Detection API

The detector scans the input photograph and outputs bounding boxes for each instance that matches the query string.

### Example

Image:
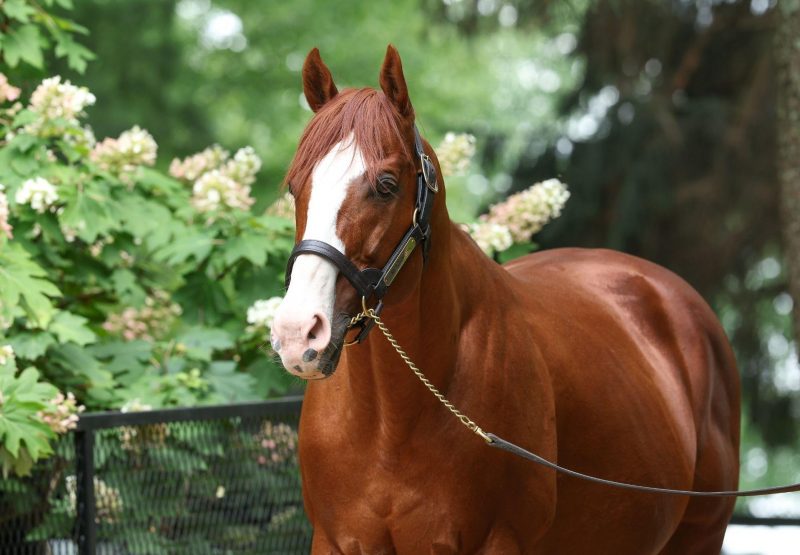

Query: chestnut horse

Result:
[271,46,740,554]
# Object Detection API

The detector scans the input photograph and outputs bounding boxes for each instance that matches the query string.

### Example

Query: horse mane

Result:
[284,88,410,191]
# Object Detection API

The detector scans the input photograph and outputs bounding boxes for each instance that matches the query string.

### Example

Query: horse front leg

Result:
[310,531,339,555]
[476,525,524,555]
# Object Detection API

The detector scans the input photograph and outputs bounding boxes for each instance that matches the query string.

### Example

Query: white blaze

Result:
[280,134,365,324]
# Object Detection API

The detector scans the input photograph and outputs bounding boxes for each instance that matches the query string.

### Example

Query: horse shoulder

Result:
[448,265,559,547]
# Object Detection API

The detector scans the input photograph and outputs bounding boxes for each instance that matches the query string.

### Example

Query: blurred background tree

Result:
[19,0,799,514]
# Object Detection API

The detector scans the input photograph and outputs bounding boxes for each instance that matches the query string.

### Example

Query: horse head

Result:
[272,46,444,380]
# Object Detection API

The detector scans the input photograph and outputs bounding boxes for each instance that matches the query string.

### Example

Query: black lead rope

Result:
[357,307,800,499]
[486,433,800,497]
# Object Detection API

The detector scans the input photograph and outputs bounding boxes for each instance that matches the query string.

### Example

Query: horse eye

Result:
[375,174,398,199]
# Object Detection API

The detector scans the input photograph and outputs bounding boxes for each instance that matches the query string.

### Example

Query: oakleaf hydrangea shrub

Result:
[0,72,296,476]
[0,86,570,479]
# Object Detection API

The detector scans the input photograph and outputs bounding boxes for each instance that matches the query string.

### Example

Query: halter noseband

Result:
[285,126,438,344]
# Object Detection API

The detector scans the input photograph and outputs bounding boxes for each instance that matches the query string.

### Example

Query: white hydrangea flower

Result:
[220,146,262,186]
[191,169,254,213]
[466,221,513,256]
[29,76,96,119]
[38,391,85,434]
[169,145,229,182]
[0,344,14,365]
[90,126,157,180]
[483,178,570,242]
[435,132,476,177]
[0,184,12,239]
[247,297,283,330]
[15,177,59,213]
[115,126,157,166]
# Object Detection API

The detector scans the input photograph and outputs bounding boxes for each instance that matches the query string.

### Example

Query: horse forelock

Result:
[285,88,411,193]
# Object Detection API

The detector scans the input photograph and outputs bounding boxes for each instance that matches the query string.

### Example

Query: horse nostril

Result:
[303,349,318,362]
[307,313,331,351]
[308,315,322,341]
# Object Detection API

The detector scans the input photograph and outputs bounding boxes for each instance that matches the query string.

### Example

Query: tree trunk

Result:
[777,2,800,344]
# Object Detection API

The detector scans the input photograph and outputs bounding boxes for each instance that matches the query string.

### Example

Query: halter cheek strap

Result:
[285,125,438,343]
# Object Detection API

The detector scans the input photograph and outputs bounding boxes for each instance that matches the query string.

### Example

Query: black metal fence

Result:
[0,396,310,555]
[2,395,799,554]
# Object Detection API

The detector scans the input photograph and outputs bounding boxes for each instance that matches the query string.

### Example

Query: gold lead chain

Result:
[349,309,493,444]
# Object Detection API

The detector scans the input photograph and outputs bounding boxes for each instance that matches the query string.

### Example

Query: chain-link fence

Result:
[3,395,799,554]
[0,396,310,555]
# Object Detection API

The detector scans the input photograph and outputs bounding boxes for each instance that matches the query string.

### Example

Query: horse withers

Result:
[271,46,740,554]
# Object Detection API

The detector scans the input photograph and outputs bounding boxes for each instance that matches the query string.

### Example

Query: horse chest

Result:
[301,434,500,553]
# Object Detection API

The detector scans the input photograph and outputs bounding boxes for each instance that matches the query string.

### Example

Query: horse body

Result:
[299,224,739,554]
[273,46,740,554]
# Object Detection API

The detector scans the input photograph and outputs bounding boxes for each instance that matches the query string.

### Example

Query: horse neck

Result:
[338,217,498,442]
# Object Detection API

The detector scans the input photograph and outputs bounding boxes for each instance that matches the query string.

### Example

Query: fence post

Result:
[74,429,96,555]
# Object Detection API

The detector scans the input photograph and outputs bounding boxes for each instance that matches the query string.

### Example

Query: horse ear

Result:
[379,45,414,120]
[302,48,338,113]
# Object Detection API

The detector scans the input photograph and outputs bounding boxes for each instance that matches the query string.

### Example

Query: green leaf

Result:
[1,24,44,69]
[1,0,35,22]
[0,446,34,477]
[11,109,38,129]
[47,343,114,402]
[48,311,97,346]
[8,332,57,360]
[137,167,185,197]
[110,268,145,303]
[153,231,214,266]
[59,185,118,243]
[206,361,258,402]
[176,327,234,361]
[174,273,229,325]
[54,34,95,74]
[114,195,174,240]
[88,340,152,378]
[222,233,268,267]
[0,366,56,476]
[49,14,88,35]
[247,356,293,398]
[9,151,41,177]
[0,243,61,328]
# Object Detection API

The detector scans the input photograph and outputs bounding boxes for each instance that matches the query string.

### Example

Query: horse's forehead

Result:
[303,134,366,249]
[311,135,364,187]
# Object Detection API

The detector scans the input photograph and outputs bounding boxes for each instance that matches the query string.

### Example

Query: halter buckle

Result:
[420,154,438,193]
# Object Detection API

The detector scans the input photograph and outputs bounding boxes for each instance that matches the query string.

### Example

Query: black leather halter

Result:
[285,126,438,343]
